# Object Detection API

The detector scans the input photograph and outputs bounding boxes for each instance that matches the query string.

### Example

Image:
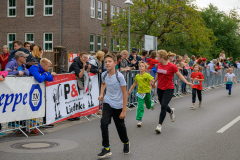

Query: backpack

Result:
[102,71,120,83]
[183,66,188,76]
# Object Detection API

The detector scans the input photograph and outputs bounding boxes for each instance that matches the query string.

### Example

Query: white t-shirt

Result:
[102,71,127,109]
[225,73,235,83]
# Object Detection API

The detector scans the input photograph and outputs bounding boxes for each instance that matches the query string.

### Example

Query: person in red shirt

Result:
[153,50,192,134]
[190,64,204,109]
[0,45,10,71]
[147,51,159,69]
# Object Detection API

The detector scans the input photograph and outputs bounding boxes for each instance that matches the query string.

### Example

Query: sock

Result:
[124,142,129,144]
[104,147,110,150]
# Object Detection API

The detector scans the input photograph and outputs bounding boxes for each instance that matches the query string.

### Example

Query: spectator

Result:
[168,53,175,64]
[24,42,31,52]
[149,50,154,57]
[101,48,109,72]
[5,51,29,76]
[31,46,43,63]
[140,50,148,62]
[208,59,218,87]
[175,55,182,66]
[201,57,207,69]
[89,51,105,73]
[219,50,225,61]
[0,45,10,71]
[8,40,32,62]
[120,50,134,71]
[147,51,159,70]
[0,71,8,82]
[128,48,142,70]
[30,43,35,54]
[196,55,201,63]
[183,54,188,61]
[233,60,238,69]
[29,58,55,83]
[189,55,196,67]
[116,54,122,71]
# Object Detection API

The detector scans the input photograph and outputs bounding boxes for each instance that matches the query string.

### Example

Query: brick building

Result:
[0,0,127,52]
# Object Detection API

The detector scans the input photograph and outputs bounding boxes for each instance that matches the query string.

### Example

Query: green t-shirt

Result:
[134,72,154,93]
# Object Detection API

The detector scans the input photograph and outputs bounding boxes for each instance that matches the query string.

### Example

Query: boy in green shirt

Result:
[128,61,156,127]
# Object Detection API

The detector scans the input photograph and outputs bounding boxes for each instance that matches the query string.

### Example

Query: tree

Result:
[102,0,214,58]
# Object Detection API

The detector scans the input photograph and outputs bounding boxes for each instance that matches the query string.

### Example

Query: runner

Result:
[128,61,155,127]
[223,68,236,96]
[153,50,192,134]
[190,64,204,109]
[98,53,130,158]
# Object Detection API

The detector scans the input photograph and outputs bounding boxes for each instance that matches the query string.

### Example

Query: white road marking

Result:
[217,116,240,133]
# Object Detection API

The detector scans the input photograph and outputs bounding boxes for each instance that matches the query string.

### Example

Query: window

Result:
[111,5,115,19]
[44,0,53,16]
[104,37,106,47]
[25,33,34,44]
[90,34,95,53]
[8,0,16,17]
[117,7,120,17]
[111,37,114,51]
[7,33,16,50]
[44,33,53,50]
[98,1,102,20]
[90,0,95,18]
[105,3,107,16]
[26,0,34,16]
[117,39,120,51]
[97,36,102,50]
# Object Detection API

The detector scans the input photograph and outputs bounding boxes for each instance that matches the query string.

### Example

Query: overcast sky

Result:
[194,0,240,14]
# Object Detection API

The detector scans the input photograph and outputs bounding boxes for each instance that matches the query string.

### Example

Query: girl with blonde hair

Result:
[153,50,192,133]
[31,46,43,63]
[89,51,105,73]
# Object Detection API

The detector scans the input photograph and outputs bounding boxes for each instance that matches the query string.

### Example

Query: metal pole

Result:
[128,4,130,54]
[60,0,62,46]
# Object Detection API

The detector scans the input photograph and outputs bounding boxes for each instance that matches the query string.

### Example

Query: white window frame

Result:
[111,5,115,19]
[7,33,16,50]
[116,39,120,51]
[44,33,53,50]
[98,1,102,20]
[97,35,102,50]
[90,0,95,18]
[90,34,95,53]
[105,3,107,16]
[44,0,53,16]
[117,7,120,17]
[25,33,34,44]
[25,0,34,17]
[8,0,16,17]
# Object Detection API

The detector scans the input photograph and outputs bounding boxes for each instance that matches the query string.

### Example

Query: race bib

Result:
[193,80,200,85]
[136,93,146,99]
[227,78,233,82]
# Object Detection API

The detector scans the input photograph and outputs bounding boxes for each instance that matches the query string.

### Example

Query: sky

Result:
[193,0,240,14]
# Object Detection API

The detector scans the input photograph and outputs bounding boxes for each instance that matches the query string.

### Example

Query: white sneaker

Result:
[155,125,162,134]
[137,121,142,127]
[170,108,175,122]
[191,104,196,109]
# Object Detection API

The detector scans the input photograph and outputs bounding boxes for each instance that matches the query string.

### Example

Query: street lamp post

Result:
[124,0,133,54]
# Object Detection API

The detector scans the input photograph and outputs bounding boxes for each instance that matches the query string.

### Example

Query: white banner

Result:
[46,73,99,124]
[0,77,46,123]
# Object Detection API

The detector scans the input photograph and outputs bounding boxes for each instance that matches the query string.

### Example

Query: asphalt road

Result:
[0,84,240,160]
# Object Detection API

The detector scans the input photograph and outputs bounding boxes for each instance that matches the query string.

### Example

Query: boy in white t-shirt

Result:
[223,68,236,96]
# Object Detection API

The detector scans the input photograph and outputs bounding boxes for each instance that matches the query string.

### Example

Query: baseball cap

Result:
[132,48,137,53]
[202,57,207,61]
[15,51,29,59]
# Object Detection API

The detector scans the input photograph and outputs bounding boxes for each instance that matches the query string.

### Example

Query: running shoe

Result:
[199,102,202,108]
[151,100,155,110]
[170,108,175,122]
[191,104,196,109]
[155,125,162,134]
[98,148,112,158]
[228,94,231,97]
[137,121,142,127]
[123,142,130,154]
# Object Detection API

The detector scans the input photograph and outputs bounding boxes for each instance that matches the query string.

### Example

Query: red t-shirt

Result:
[0,52,10,70]
[191,71,204,90]
[157,62,178,90]
[147,58,159,69]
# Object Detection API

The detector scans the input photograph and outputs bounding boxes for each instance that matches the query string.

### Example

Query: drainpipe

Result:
[60,0,62,46]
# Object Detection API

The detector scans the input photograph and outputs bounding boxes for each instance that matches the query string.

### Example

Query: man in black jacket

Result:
[8,40,32,62]
[128,48,142,70]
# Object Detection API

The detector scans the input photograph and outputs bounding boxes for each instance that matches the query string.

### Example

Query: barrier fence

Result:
[0,68,239,137]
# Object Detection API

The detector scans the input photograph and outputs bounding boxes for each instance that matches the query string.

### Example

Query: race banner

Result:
[0,77,45,123]
[46,73,99,124]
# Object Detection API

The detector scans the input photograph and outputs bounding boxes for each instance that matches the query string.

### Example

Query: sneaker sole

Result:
[123,143,130,154]
[137,124,142,127]
[155,129,161,134]
[98,152,112,158]
[171,108,175,122]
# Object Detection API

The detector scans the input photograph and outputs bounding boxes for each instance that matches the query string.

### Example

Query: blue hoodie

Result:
[28,63,53,83]
[5,58,29,76]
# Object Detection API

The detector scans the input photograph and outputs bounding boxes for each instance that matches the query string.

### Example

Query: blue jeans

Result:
[181,81,186,92]
[226,83,232,95]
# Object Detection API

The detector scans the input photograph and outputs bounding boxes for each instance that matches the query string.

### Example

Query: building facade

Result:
[0,0,127,52]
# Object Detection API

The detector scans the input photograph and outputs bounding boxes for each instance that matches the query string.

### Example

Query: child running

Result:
[190,64,204,109]
[153,50,192,134]
[128,61,155,127]
[223,68,236,96]
[98,53,130,158]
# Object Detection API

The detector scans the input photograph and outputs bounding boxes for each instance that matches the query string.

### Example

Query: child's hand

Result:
[119,111,126,119]
[127,91,131,96]
[152,83,156,88]
[187,82,193,86]
[98,95,104,101]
